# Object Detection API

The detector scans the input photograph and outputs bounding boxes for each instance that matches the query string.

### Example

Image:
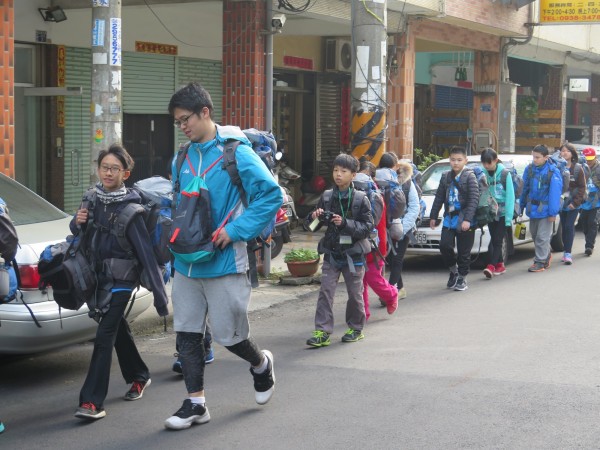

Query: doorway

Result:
[123,114,174,185]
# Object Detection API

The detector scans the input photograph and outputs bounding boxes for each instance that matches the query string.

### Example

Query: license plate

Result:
[415,231,428,244]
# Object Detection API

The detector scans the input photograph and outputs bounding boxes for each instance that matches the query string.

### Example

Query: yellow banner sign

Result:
[539,1,600,24]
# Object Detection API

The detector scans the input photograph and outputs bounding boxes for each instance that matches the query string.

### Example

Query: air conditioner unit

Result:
[325,39,352,73]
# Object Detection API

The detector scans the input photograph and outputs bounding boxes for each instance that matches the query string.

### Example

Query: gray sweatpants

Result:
[315,259,366,334]
[529,217,554,263]
[172,272,252,346]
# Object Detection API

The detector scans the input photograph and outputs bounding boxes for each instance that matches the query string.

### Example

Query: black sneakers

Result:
[250,350,275,405]
[124,379,151,401]
[585,247,593,256]
[447,272,459,289]
[164,399,210,430]
[454,276,468,291]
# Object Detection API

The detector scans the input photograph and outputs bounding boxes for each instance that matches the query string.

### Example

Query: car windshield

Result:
[420,157,532,195]
[421,162,482,195]
[0,173,68,225]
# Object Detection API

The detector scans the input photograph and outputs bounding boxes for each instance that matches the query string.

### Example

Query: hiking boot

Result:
[341,328,364,343]
[306,330,331,347]
[528,261,545,272]
[74,402,106,420]
[585,247,593,256]
[544,253,552,269]
[563,253,573,265]
[124,379,151,401]
[494,263,506,275]
[164,399,210,430]
[250,350,275,405]
[397,287,407,300]
[483,264,495,279]
[454,276,468,291]
[446,272,459,289]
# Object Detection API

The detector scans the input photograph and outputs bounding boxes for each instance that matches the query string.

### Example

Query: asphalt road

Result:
[2,237,600,449]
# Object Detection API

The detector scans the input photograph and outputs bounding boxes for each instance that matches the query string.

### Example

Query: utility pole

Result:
[90,1,122,186]
[350,0,387,166]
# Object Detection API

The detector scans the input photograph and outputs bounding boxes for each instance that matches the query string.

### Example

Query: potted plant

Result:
[283,248,320,277]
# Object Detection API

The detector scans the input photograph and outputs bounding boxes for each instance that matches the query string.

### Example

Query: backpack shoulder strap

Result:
[221,139,246,207]
[351,189,366,216]
[174,142,191,194]
[322,189,334,211]
[113,203,145,255]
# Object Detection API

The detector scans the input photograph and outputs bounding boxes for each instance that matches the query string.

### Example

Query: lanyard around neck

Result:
[338,188,352,219]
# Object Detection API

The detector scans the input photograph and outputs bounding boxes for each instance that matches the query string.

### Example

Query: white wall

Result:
[15,2,223,61]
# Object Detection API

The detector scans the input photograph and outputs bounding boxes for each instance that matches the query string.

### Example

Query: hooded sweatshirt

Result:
[484,162,515,227]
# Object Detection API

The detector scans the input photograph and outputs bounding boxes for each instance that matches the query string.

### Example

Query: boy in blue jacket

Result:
[165,82,281,430]
[520,144,563,272]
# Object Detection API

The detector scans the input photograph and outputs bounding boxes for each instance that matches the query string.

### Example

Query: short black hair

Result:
[168,82,214,119]
[480,147,498,164]
[98,143,134,171]
[560,143,578,163]
[379,152,398,169]
[533,144,549,156]
[450,146,467,157]
[333,154,359,173]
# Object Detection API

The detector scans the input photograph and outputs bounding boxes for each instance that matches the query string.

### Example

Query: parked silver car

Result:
[406,154,564,262]
[0,173,153,355]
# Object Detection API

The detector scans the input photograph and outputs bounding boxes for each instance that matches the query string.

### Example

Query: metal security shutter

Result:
[175,57,222,144]
[122,53,175,114]
[316,75,342,177]
[64,47,92,214]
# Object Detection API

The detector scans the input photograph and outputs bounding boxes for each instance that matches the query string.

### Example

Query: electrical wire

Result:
[142,0,259,49]
[277,0,312,13]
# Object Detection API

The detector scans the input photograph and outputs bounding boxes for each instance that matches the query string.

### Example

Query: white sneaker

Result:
[164,399,210,430]
[250,350,275,405]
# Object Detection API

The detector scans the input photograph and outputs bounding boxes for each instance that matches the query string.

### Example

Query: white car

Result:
[406,154,564,261]
[0,173,153,355]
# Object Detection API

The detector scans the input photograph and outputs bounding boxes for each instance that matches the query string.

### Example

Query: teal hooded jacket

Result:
[171,125,282,278]
[484,162,515,227]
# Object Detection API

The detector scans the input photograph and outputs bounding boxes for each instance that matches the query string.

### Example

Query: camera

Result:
[272,13,286,30]
[319,210,335,224]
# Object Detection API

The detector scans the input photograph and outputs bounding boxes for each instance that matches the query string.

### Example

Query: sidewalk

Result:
[132,228,324,333]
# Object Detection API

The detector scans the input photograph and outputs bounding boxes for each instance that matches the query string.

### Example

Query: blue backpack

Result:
[546,151,570,195]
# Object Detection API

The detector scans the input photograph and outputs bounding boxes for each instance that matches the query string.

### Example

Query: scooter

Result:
[270,205,292,259]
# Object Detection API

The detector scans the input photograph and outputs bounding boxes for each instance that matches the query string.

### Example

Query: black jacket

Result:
[309,184,374,264]
[430,168,479,225]
[70,189,169,317]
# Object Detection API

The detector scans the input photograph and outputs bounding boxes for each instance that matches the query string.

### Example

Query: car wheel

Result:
[550,222,564,252]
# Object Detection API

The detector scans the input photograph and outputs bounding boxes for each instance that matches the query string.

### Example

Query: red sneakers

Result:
[494,262,506,275]
[483,264,495,279]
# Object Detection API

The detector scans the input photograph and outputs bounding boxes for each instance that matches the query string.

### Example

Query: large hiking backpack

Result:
[373,178,406,225]
[38,235,96,312]
[471,166,498,228]
[352,177,384,226]
[547,151,570,195]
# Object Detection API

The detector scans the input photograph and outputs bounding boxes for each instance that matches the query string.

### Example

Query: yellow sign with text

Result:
[540,0,600,24]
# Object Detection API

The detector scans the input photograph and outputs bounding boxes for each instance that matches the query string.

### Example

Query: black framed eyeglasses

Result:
[174,113,194,128]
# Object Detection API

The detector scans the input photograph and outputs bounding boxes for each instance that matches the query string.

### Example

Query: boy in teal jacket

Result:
[480,148,515,278]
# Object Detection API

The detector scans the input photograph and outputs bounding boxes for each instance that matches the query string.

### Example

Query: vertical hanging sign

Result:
[110,18,121,66]
[57,45,66,128]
